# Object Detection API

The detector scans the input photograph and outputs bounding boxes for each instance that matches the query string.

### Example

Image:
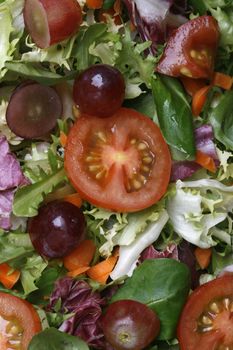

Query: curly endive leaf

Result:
[13,167,67,217]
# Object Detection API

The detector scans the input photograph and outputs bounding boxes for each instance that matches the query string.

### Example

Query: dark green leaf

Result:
[103,0,115,9]
[123,92,158,123]
[27,266,64,306]
[188,0,208,14]
[151,75,195,160]
[5,61,75,85]
[74,23,108,71]
[208,90,233,150]
[28,328,89,350]
[111,259,190,340]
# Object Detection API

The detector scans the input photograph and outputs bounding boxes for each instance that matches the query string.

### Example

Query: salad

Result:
[0,0,233,349]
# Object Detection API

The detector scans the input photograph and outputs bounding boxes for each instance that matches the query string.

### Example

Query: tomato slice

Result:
[177,275,233,350]
[0,292,41,350]
[64,108,171,212]
[157,16,220,79]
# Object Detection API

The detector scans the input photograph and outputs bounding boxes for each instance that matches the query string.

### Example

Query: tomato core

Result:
[65,108,171,212]
[0,315,23,350]
[178,275,233,350]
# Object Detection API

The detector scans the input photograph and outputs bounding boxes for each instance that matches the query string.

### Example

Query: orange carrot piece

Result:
[63,193,82,208]
[180,77,207,97]
[86,0,103,9]
[0,263,20,289]
[63,239,96,271]
[67,266,90,277]
[60,131,67,147]
[192,85,211,116]
[86,255,118,284]
[114,0,122,14]
[194,247,212,269]
[212,72,233,90]
[196,150,216,173]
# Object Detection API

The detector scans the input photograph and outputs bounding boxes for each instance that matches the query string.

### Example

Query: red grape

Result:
[6,82,62,139]
[24,0,82,48]
[28,201,86,258]
[101,300,160,350]
[73,64,125,118]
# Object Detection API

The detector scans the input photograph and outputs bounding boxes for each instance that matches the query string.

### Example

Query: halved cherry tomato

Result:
[157,16,220,79]
[64,108,171,212]
[0,292,41,350]
[177,275,233,349]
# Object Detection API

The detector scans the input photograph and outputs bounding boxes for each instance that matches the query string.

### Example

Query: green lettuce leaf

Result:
[0,0,24,78]
[13,167,67,217]
[20,254,48,295]
[0,230,33,264]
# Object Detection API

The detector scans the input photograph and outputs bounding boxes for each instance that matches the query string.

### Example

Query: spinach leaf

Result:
[151,75,196,160]
[28,328,89,350]
[123,92,158,123]
[111,259,190,340]
[208,90,233,150]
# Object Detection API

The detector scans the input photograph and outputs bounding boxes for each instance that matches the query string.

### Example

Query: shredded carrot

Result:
[0,263,20,289]
[194,247,212,269]
[180,77,207,97]
[60,131,67,147]
[63,193,82,208]
[86,0,103,9]
[192,85,211,116]
[195,150,216,173]
[212,72,233,90]
[113,0,122,14]
[63,239,96,271]
[86,254,118,284]
[67,266,90,277]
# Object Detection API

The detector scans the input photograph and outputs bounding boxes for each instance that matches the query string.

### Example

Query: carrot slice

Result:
[212,72,233,90]
[63,193,82,208]
[194,247,212,269]
[60,131,67,147]
[67,266,90,277]
[63,239,96,271]
[86,0,103,9]
[0,263,20,289]
[195,150,216,173]
[192,85,211,116]
[86,255,118,284]
[180,77,207,96]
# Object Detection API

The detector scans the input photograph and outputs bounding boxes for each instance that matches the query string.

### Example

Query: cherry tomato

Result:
[0,292,41,350]
[23,0,82,48]
[64,108,171,212]
[157,16,219,79]
[177,274,233,349]
[101,300,160,350]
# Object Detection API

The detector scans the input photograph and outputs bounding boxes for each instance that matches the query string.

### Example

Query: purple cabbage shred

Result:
[0,135,28,229]
[170,124,219,182]
[48,277,110,349]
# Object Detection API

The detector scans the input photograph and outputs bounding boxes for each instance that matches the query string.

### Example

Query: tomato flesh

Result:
[0,292,41,350]
[157,16,220,79]
[177,275,233,350]
[64,108,171,212]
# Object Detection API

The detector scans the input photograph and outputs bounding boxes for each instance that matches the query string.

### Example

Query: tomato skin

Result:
[64,108,171,213]
[0,292,41,350]
[157,16,219,79]
[177,275,233,350]
[24,0,82,48]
